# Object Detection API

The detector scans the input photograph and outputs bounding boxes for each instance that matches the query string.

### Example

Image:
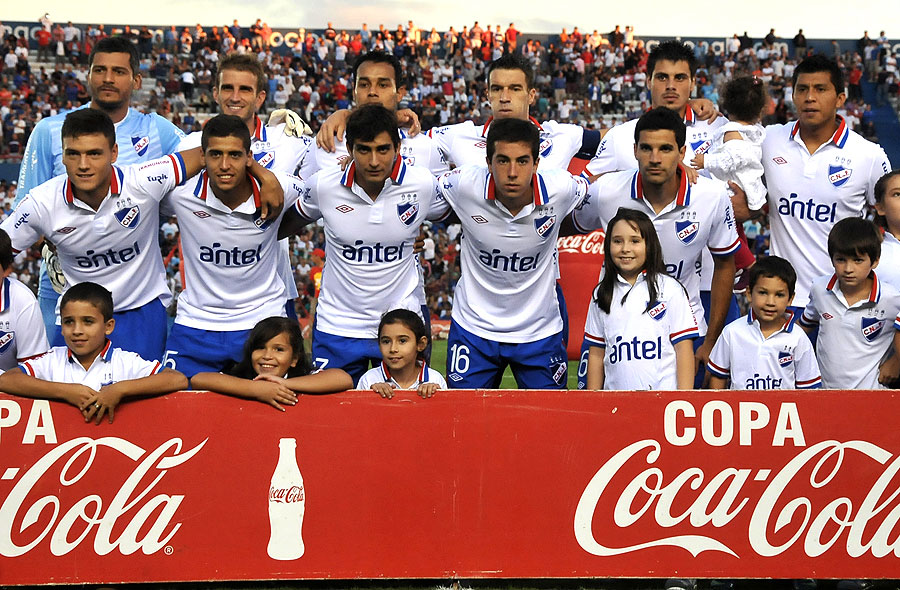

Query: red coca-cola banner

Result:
[557,229,605,360]
[2,388,900,585]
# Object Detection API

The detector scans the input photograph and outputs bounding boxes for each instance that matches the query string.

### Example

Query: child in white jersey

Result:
[874,170,900,291]
[584,208,698,390]
[191,317,353,411]
[357,309,447,399]
[691,76,768,212]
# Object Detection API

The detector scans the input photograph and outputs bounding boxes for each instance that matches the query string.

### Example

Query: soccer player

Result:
[18,36,186,336]
[178,54,311,316]
[301,50,447,176]
[707,256,821,390]
[162,115,303,378]
[281,105,446,384]
[763,55,892,312]
[1,109,280,361]
[571,108,739,376]
[0,230,49,371]
[437,118,590,388]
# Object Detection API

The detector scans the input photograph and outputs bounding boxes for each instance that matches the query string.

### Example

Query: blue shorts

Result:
[556,281,569,347]
[311,327,381,385]
[53,298,167,361]
[164,323,250,379]
[445,320,567,389]
[38,272,60,340]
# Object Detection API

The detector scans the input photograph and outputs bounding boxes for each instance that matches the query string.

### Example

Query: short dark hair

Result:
[201,114,251,152]
[486,52,535,88]
[61,282,113,321]
[217,53,267,93]
[62,108,116,148]
[90,36,139,76]
[828,217,881,263]
[874,169,900,229]
[647,40,697,78]
[793,54,844,93]
[0,229,13,271]
[352,50,403,89]
[634,107,686,148]
[346,104,400,150]
[379,309,428,361]
[486,117,540,160]
[721,76,767,123]
[748,256,797,298]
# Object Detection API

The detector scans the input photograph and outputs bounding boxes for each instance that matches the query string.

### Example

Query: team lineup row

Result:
[0,34,895,421]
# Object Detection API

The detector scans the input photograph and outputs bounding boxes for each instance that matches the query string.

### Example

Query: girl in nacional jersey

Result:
[357,309,447,399]
[584,209,699,390]
[191,317,352,411]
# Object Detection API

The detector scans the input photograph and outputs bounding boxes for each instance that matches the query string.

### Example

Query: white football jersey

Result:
[584,272,698,390]
[293,158,444,338]
[800,272,900,389]
[19,341,162,390]
[3,155,187,312]
[763,117,891,307]
[708,310,821,389]
[573,170,740,335]
[437,166,589,342]
[0,277,49,371]
[165,171,303,331]
[428,117,585,170]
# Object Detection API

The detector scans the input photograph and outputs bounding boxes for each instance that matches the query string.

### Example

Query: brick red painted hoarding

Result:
[2,389,899,585]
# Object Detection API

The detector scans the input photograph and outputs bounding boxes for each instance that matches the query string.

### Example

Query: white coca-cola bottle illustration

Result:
[267,437,306,559]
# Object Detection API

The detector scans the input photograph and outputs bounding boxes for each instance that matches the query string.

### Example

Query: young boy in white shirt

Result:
[0,282,187,424]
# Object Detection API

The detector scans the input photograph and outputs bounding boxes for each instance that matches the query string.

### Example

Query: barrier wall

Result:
[2,389,899,585]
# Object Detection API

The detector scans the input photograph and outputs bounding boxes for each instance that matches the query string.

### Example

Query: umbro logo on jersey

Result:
[193,210,211,218]
[132,135,149,157]
[648,301,667,321]
[772,157,788,165]
[336,205,354,213]
[828,165,852,187]
[471,215,489,224]
[57,226,76,234]
[474,141,486,148]
[822,313,834,320]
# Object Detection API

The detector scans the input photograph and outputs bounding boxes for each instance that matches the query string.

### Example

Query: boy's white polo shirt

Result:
[165,171,302,331]
[19,340,162,390]
[356,361,447,390]
[800,272,900,389]
[584,271,699,390]
[437,165,589,342]
[708,310,821,389]
[573,170,740,336]
[2,155,187,312]
[0,277,49,371]
[293,157,443,338]
[428,117,584,170]
[763,117,891,307]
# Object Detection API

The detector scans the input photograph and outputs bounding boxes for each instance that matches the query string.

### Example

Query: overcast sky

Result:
[6,1,900,39]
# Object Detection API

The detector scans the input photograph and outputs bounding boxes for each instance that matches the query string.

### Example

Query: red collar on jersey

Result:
[484,170,549,206]
[631,166,691,207]
[64,166,124,205]
[789,115,849,148]
[340,156,408,188]
[826,270,881,303]
[480,116,544,137]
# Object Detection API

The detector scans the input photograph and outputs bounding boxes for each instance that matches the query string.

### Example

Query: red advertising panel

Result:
[2,388,899,585]
[558,230,605,359]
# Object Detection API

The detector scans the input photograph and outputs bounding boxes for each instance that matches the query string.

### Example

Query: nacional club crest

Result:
[647,301,667,321]
[540,138,553,158]
[534,215,557,239]
[828,165,852,187]
[0,331,14,354]
[862,317,885,342]
[131,136,149,157]
[778,351,794,367]
[114,206,141,229]
[253,212,272,231]
[675,220,699,244]
[397,202,419,226]
[255,151,275,169]
[691,139,712,155]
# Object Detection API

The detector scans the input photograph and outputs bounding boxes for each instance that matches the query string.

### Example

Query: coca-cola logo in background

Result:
[573,399,900,561]
[557,230,605,256]
[269,485,305,503]
[0,399,206,558]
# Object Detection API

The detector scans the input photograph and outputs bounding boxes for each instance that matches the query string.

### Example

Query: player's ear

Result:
[104,318,115,337]
[132,72,142,91]
[110,142,118,164]
[417,336,428,352]
[678,144,686,159]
